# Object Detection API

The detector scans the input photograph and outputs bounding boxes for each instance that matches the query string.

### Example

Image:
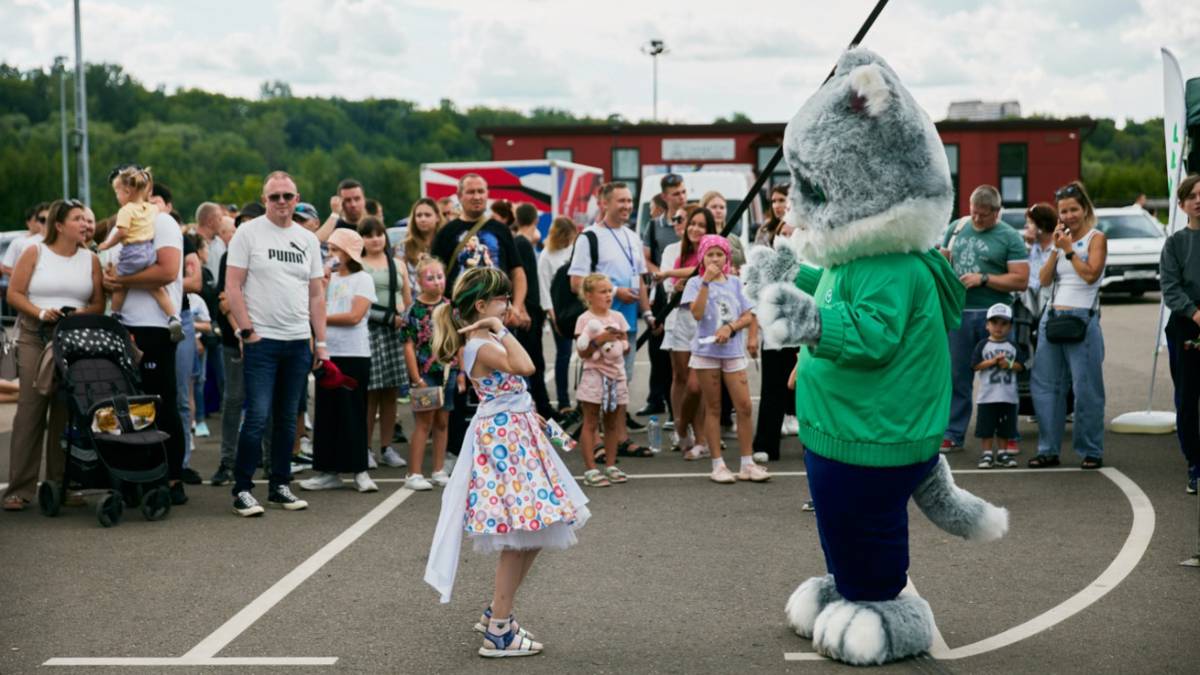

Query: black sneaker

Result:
[977,453,994,469]
[635,403,665,416]
[169,481,189,505]
[268,484,308,511]
[995,452,1018,468]
[233,491,265,517]
[180,467,202,485]
[625,414,645,431]
[210,465,233,486]
[392,422,407,444]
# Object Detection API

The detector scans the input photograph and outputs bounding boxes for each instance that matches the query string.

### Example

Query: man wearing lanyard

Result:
[569,181,654,384]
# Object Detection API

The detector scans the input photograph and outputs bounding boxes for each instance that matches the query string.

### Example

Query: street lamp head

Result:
[641,39,668,56]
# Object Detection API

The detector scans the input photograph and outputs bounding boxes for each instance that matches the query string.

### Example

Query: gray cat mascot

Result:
[742,48,1009,666]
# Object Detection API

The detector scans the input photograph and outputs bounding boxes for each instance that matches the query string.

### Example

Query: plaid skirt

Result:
[368,323,409,392]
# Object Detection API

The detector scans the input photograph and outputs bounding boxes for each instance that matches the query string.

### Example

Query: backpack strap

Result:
[585,230,599,273]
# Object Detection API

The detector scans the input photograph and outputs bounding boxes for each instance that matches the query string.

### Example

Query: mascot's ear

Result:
[847,63,891,117]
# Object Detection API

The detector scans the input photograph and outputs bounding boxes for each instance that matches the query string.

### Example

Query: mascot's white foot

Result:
[811,596,935,666]
[785,574,842,638]
[913,455,1009,542]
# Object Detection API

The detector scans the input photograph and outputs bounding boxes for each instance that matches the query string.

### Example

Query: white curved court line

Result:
[784,467,1155,662]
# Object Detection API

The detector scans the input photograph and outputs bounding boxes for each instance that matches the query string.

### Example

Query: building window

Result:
[944,143,959,216]
[756,145,789,186]
[998,143,1027,208]
[545,148,573,162]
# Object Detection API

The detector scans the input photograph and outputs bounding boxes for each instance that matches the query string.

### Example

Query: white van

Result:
[637,170,764,248]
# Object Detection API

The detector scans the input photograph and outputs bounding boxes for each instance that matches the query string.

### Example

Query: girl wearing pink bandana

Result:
[679,235,769,484]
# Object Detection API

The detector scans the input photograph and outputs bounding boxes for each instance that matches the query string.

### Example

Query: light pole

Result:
[641,39,668,121]
[73,0,90,205]
[55,55,69,199]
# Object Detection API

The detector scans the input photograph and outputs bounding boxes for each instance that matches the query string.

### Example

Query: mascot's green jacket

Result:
[793,251,963,467]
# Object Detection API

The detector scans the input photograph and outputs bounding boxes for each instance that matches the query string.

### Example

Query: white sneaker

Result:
[289,462,309,476]
[304,412,313,431]
[299,472,342,491]
[353,472,378,493]
[299,436,313,454]
[381,446,407,468]
[781,415,800,436]
[430,470,450,487]
[406,474,434,491]
[752,451,769,464]
[367,449,379,470]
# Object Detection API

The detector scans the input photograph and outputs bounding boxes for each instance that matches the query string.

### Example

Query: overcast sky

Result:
[2,0,1197,125]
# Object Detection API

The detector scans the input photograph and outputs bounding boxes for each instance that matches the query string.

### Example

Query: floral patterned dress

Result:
[425,336,590,603]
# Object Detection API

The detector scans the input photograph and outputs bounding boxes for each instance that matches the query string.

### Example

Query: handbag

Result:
[410,363,448,412]
[1043,269,1094,345]
[0,322,17,381]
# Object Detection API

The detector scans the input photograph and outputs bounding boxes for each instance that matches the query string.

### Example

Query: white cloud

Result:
[0,0,1197,123]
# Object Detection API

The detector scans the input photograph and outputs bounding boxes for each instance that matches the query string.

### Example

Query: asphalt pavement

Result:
[1,294,1198,674]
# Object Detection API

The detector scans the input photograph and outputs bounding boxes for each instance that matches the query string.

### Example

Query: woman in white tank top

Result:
[1029,182,1108,471]
[3,200,104,511]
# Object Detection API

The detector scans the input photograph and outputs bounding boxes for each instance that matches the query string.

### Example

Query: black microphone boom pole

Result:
[637,0,891,349]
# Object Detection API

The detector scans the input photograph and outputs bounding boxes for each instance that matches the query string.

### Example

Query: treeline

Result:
[0,62,1174,228]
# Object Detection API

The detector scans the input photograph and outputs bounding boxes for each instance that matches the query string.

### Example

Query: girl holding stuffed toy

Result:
[573,272,631,487]
[680,235,768,484]
[425,266,589,658]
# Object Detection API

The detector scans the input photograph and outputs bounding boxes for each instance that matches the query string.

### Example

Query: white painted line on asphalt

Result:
[43,657,339,667]
[45,486,416,668]
[181,486,415,659]
[783,467,1153,663]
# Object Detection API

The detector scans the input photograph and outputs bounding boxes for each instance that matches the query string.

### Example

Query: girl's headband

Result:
[696,234,731,274]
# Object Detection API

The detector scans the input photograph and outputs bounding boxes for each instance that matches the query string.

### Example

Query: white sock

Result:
[711,457,726,471]
[740,455,755,469]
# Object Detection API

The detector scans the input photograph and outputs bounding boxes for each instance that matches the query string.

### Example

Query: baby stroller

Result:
[38,314,172,527]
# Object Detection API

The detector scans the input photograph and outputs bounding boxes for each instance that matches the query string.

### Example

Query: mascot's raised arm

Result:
[742,48,1010,666]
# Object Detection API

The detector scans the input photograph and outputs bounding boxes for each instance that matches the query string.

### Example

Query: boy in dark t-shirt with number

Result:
[971,303,1028,468]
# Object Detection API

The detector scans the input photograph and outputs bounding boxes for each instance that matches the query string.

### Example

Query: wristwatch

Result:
[1064,251,1075,260]
[980,273,990,286]
[238,328,254,340]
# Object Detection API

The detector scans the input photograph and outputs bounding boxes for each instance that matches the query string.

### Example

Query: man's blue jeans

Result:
[233,338,312,495]
[945,309,989,446]
[175,309,196,467]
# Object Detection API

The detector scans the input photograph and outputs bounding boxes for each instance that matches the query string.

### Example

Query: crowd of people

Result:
[4,166,1200,520]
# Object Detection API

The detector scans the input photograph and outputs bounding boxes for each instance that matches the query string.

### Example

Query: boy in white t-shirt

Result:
[971,303,1028,469]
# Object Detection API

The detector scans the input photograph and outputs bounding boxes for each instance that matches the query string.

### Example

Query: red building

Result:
[478,118,1094,218]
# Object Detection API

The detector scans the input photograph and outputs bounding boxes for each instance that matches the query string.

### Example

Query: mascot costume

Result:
[742,48,1010,666]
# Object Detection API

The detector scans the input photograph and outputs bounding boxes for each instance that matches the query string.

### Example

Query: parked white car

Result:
[1093,207,1165,296]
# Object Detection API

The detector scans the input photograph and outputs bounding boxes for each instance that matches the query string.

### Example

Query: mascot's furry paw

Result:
[913,455,1009,542]
[812,596,935,666]
[757,283,821,349]
[744,238,802,303]
[785,575,842,638]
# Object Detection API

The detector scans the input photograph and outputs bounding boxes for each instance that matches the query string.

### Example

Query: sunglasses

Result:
[35,215,46,223]
[267,192,296,203]
[671,215,685,223]
[107,163,143,182]
[1055,184,1083,200]
[662,174,683,187]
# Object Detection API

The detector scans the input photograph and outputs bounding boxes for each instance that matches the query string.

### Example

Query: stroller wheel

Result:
[141,485,171,522]
[38,481,64,517]
[96,491,124,527]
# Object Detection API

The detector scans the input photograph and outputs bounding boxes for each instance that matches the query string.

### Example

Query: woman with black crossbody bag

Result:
[359,218,412,470]
[1028,181,1108,470]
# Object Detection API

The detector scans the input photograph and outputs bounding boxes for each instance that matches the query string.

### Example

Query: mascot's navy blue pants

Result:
[805,450,940,602]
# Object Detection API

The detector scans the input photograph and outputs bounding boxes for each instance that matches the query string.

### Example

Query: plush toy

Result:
[579,319,622,362]
[743,48,1009,666]
[457,235,491,269]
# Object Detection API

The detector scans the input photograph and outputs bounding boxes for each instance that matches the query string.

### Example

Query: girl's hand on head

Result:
[457,317,502,335]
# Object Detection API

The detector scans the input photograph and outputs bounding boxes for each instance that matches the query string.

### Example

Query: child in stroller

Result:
[38,313,174,527]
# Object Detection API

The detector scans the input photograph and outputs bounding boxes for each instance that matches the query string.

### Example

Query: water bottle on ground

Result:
[647,416,662,455]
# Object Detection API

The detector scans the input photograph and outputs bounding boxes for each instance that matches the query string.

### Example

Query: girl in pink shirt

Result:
[573,273,630,487]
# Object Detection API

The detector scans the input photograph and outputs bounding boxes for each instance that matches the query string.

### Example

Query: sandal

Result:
[582,469,611,487]
[591,444,606,464]
[604,466,628,483]
[1027,455,1060,468]
[3,496,27,511]
[617,440,653,458]
[683,445,711,461]
[1081,456,1103,470]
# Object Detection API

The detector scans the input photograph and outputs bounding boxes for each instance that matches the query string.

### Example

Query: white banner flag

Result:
[1162,48,1188,234]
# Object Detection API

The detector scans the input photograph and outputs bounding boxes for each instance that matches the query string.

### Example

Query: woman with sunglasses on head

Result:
[656,206,716,457]
[1028,181,1108,470]
[4,199,105,511]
